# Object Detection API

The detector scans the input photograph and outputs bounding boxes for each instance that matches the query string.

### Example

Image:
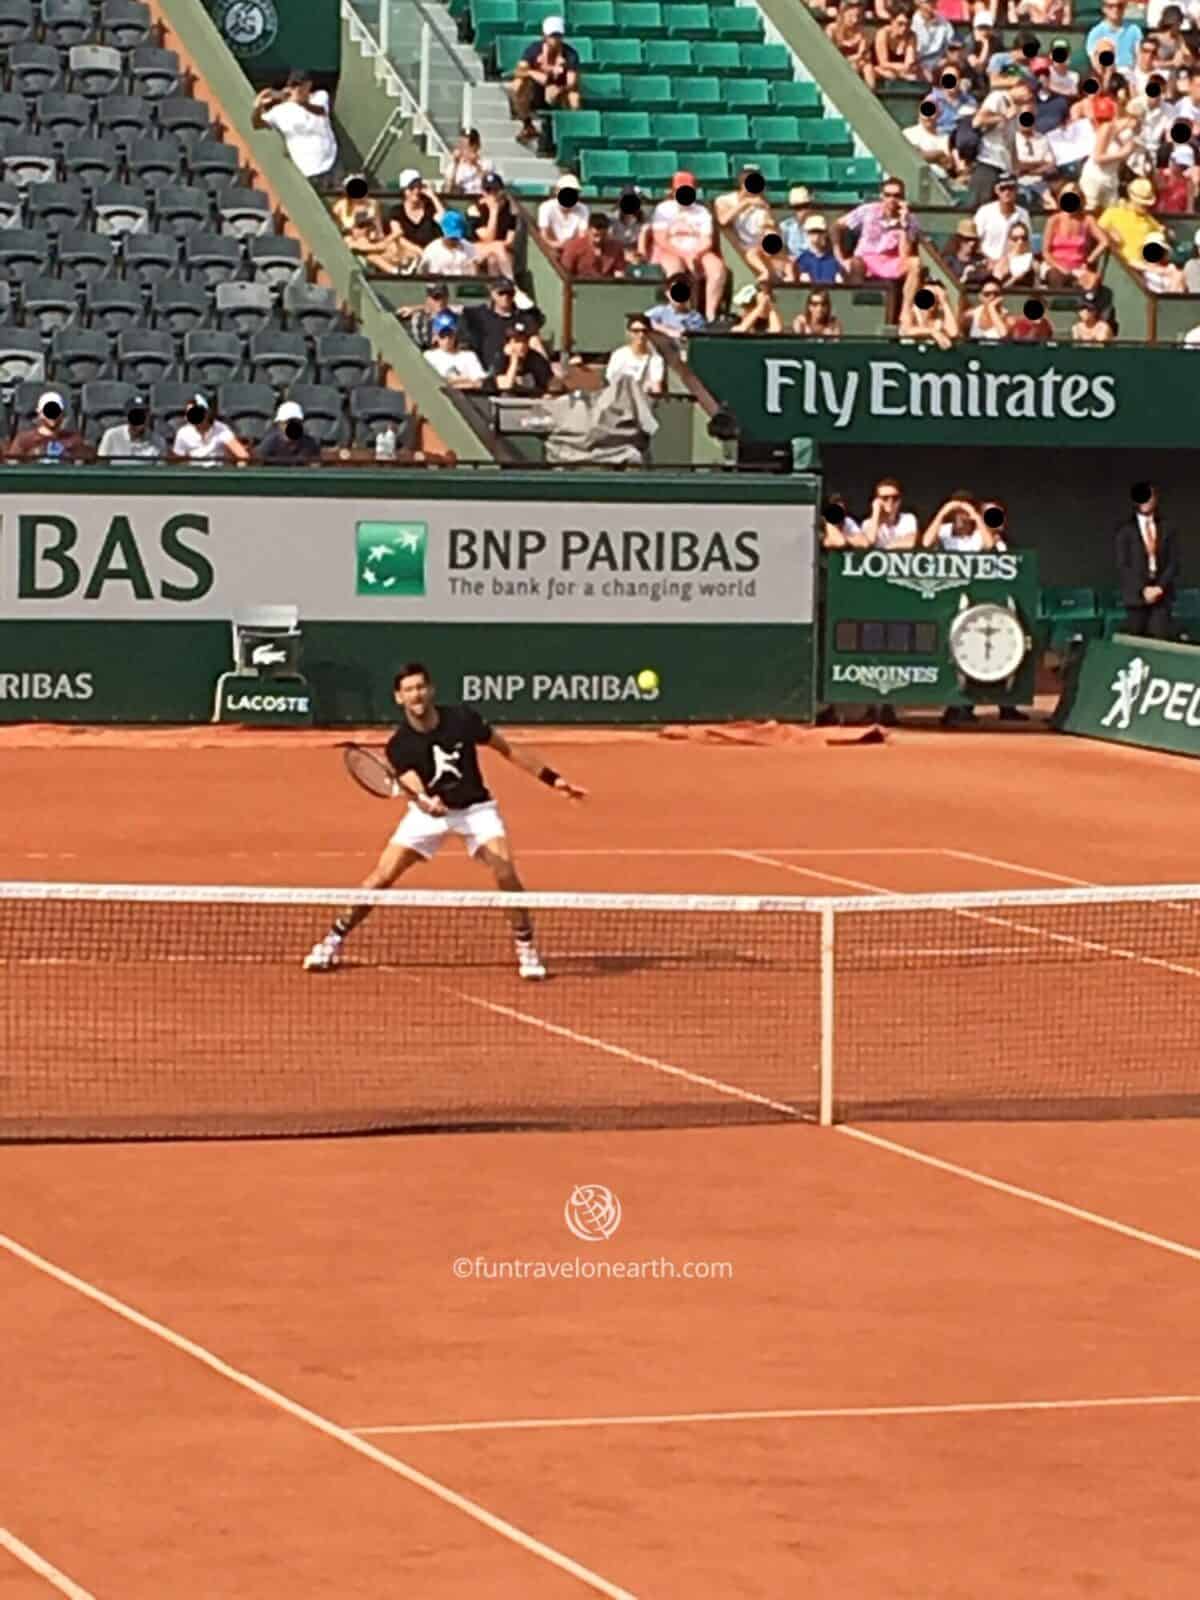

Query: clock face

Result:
[948,603,1027,683]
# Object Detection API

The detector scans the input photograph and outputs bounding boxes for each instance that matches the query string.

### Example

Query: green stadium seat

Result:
[1039,586,1096,620]
[625,73,674,107]
[593,37,645,68]
[723,78,772,112]
[472,0,518,49]
[773,79,822,113]
[739,43,792,78]
[645,38,693,69]
[783,155,832,185]
[651,111,703,149]
[636,150,683,187]
[797,116,853,153]
[829,155,880,187]
[675,76,723,107]
[552,109,602,163]
[664,3,713,36]
[496,35,526,72]
[751,115,802,152]
[582,72,626,105]
[569,0,618,30]
[699,112,752,153]
[686,152,732,187]
[692,40,740,72]
[517,0,559,25]
[580,148,635,187]
[615,1,665,32]
[748,153,782,183]
[711,4,762,40]
[603,110,654,146]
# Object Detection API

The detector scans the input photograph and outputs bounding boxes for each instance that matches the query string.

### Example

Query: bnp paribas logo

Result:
[355,521,427,597]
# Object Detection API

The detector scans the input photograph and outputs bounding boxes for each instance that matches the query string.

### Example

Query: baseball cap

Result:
[431,310,458,335]
[492,275,516,292]
[995,172,1018,189]
[542,13,565,34]
[275,400,305,423]
[127,393,149,415]
[397,167,422,190]
[673,169,698,191]
[482,171,505,191]
[788,185,812,205]
[440,209,466,238]
[803,213,828,232]
[1193,225,1200,246]
[732,283,760,308]
[427,281,449,299]
[189,391,210,412]
[37,389,65,413]
[1081,290,1099,307]
[510,316,534,335]
[556,172,580,195]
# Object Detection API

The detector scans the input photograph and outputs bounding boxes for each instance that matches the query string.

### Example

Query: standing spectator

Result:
[1079,95,1138,211]
[974,173,1031,266]
[1041,188,1109,285]
[418,210,479,277]
[826,1,876,88]
[469,172,518,278]
[899,276,960,345]
[1116,482,1178,637]
[1073,291,1116,341]
[1098,176,1163,267]
[647,275,708,340]
[560,212,626,277]
[423,312,487,390]
[391,170,445,270]
[793,288,844,337]
[442,129,491,196]
[252,71,340,185]
[1086,0,1143,71]
[511,15,582,146]
[863,477,920,548]
[398,281,452,350]
[642,173,729,322]
[461,277,549,367]
[9,390,88,462]
[792,214,844,282]
[715,170,782,283]
[964,277,1012,338]
[944,217,990,285]
[537,173,590,258]
[258,401,320,465]
[970,73,1020,204]
[483,317,555,397]
[605,314,666,396]
[171,394,249,465]
[913,0,955,81]
[731,282,784,333]
[1013,109,1057,206]
[874,8,919,83]
[905,97,960,175]
[836,177,921,288]
[97,395,165,463]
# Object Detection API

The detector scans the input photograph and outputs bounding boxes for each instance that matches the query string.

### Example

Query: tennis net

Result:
[1,881,1199,1141]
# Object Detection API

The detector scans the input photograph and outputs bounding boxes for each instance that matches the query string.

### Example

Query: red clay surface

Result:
[2,723,1199,1598]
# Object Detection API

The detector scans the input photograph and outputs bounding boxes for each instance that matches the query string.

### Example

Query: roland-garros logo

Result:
[842,550,1020,600]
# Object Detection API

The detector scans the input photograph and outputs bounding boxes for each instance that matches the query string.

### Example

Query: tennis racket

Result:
[342,743,402,799]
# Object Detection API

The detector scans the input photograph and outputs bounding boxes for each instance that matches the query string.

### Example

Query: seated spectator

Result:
[1073,291,1116,340]
[1183,224,1200,289]
[715,169,783,283]
[332,174,378,234]
[1043,39,1079,102]
[1180,319,1200,345]
[424,311,487,390]
[1132,35,1166,94]
[647,274,709,341]
[792,213,844,283]
[994,219,1038,284]
[97,395,165,463]
[1141,231,1186,291]
[511,15,581,146]
[342,201,408,276]
[1011,298,1054,338]
[561,212,626,277]
[899,276,960,346]
[1153,146,1194,215]
[1172,63,1200,127]
[391,170,445,271]
[609,188,648,265]
[820,495,866,548]
[964,276,1012,337]
[944,217,990,284]
[171,393,249,465]
[1041,188,1109,285]
[1086,0,1143,72]
[398,281,452,349]
[826,1,876,89]
[779,185,814,257]
[468,172,518,279]
[252,71,340,185]
[418,209,478,276]
[1099,176,1163,266]
[837,177,921,287]
[9,389,88,462]
[921,492,992,550]
[731,282,784,333]
[862,477,919,548]
[905,97,959,175]
[974,173,1031,266]
[642,173,729,322]
[537,173,590,258]
[442,129,491,196]
[258,400,320,465]
[1075,258,1119,330]
[913,0,954,81]
[461,277,549,366]
[931,68,977,135]
[1153,7,1194,73]
[483,317,555,396]
[605,314,666,396]
[874,9,919,83]
[792,288,844,338]
[1015,0,1069,22]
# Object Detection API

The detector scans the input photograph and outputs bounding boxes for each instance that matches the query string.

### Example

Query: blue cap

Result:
[431,310,458,335]
[440,210,466,239]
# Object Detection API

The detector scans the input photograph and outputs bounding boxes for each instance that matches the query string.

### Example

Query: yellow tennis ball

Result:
[636,668,659,693]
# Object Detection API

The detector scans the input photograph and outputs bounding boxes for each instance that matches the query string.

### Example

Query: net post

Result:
[818,903,835,1127]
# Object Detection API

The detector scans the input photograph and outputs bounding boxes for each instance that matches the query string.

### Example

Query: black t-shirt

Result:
[258,429,320,464]
[484,345,553,397]
[461,303,515,366]
[392,197,441,248]
[386,703,494,810]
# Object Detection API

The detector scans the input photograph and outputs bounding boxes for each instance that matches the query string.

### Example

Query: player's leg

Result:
[303,822,439,971]
[468,813,547,981]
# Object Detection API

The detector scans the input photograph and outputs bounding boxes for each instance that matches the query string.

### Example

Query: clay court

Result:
[2,722,1199,1598]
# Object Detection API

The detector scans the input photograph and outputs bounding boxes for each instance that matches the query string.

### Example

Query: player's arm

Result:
[384,738,448,815]
[486,730,587,800]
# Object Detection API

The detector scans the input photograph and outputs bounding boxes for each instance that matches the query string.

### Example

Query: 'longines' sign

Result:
[842,551,1020,599]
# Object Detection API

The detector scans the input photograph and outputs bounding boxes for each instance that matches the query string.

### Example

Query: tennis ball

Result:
[636,668,660,693]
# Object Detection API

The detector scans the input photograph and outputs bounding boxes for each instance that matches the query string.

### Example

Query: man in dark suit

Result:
[1116,482,1179,639]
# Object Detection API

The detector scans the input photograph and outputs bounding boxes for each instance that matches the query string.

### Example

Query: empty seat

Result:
[57,228,116,284]
[0,92,31,135]
[3,133,58,189]
[0,181,22,228]
[81,379,138,440]
[773,80,823,113]
[592,38,644,69]
[0,326,44,384]
[580,149,633,187]
[156,182,211,236]
[247,330,308,387]
[664,3,712,35]
[88,277,143,336]
[0,227,51,281]
[68,44,122,99]
[216,381,275,445]
[214,280,274,338]
[154,96,211,147]
[100,0,154,51]
[0,281,13,321]
[795,116,852,152]
[217,184,272,239]
[283,281,340,339]
[615,3,665,34]
[122,230,178,285]
[635,150,682,187]
[579,73,624,106]
[128,46,181,99]
[723,79,772,112]
[286,383,344,446]
[602,111,653,148]
[93,181,150,236]
[27,179,85,234]
[127,134,185,184]
[623,74,673,108]
[0,0,35,49]
[673,76,722,108]
[645,38,692,69]
[150,379,191,436]
[22,275,79,336]
[648,111,701,148]
[62,135,120,192]
[750,115,803,152]
[711,5,761,38]
[739,42,792,77]
[51,326,110,384]
[350,385,406,448]
[316,332,374,388]
[183,329,242,385]
[10,42,63,99]
[187,138,238,190]
[182,229,241,287]
[43,0,95,50]
[97,93,150,149]
[247,232,302,290]
[154,273,210,340]
[37,92,92,149]
[116,327,175,385]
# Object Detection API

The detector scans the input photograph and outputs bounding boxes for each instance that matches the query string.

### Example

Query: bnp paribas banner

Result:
[687,337,1188,448]
[1060,634,1200,758]
[0,498,814,625]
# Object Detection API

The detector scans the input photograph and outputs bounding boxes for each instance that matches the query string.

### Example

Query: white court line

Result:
[0,1529,95,1599]
[724,850,885,897]
[6,847,943,862]
[941,849,1095,888]
[0,1236,639,1600]
[349,1392,1200,1438]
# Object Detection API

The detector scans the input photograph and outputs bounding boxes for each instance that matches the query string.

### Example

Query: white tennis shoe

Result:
[303,933,343,972]
[516,940,547,981]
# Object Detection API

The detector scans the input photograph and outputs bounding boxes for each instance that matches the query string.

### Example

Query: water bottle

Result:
[375,425,397,461]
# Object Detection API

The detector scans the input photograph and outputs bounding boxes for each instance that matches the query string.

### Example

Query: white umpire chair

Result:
[212,605,313,724]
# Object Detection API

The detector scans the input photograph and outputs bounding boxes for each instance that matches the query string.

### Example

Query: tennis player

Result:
[304,662,587,977]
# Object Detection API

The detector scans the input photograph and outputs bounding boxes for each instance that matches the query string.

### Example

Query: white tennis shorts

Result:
[389,799,507,859]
